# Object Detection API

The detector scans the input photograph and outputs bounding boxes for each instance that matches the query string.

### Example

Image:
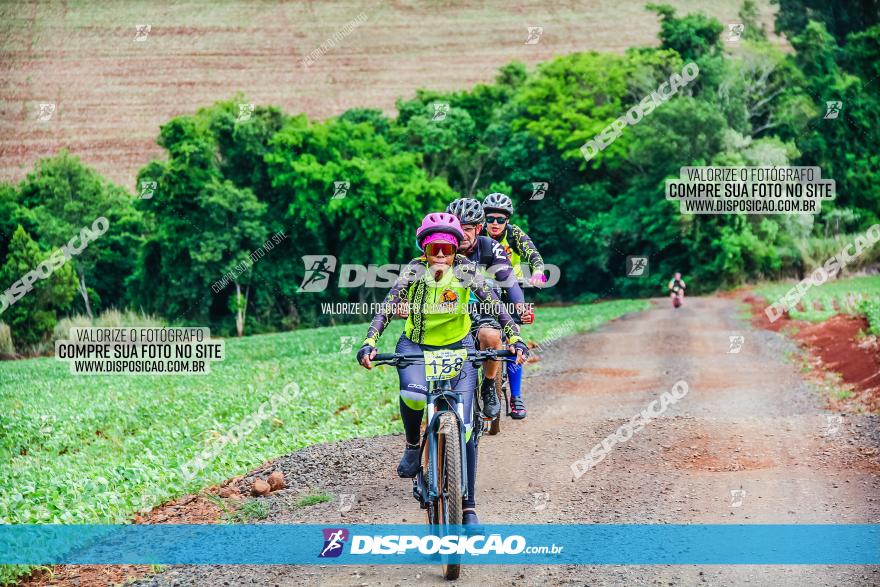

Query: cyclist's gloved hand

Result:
[509,340,529,365]
[357,344,377,369]
[529,272,547,288]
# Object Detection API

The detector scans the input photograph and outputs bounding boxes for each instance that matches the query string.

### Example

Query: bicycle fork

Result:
[413,380,469,507]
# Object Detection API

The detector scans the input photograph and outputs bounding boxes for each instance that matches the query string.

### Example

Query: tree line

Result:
[1,1,878,350]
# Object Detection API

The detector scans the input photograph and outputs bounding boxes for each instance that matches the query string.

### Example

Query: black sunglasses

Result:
[485,215,508,224]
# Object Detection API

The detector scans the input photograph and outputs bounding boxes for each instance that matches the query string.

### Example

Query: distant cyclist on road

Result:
[481,192,546,419]
[445,197,525,421]
[668,272,686,307]
[357,212,528,525]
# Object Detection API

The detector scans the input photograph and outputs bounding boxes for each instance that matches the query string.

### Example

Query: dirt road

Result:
[139,298,880,586]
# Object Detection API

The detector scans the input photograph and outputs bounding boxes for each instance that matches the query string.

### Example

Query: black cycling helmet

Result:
[445,197,485,225]
[482,192,513,216]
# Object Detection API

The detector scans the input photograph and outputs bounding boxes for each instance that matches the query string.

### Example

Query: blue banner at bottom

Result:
[2,524,878,565]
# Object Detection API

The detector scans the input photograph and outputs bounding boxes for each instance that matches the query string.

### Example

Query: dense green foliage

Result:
[1,2,878,342]
[771,0,880,43]
[0,227,77,349]
[858,298,880,336]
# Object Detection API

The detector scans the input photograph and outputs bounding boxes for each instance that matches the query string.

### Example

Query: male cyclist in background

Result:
[668,272,686,307]
[481,192,546,419]
[446,197,525,421]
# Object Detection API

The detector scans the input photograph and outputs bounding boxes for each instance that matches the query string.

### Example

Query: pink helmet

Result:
[416,212,464,250]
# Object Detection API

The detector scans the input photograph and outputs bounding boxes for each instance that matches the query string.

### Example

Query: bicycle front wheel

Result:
[434,411,462,580]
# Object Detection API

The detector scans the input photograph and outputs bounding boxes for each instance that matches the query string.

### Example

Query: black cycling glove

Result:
[511,340,529,359]
[357,344,375,365]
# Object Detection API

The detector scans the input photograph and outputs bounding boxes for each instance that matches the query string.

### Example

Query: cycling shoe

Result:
[463,509,480,525]
[397,443,421,478]
[510,396,527,419]
[480,378,500,419]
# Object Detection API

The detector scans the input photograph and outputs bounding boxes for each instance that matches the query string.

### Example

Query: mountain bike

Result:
[373,348,514,580]
[480,311,530,436]
[671,286,684,308]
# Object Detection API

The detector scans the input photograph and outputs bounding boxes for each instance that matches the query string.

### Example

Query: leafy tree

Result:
[18,151,143,318]
[772,0,880,43]
[842,24,880,81]
[0,183,35,262]
[208,99,288,198]
[788,22,880,224]
[738,0,768,42]
[393,63,528,195]
[647,4,724,61]
[0,226,77,349]
[132,117,267,331]
[266,115,457,321]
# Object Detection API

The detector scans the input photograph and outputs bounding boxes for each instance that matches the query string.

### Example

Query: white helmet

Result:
[483,192,513,216]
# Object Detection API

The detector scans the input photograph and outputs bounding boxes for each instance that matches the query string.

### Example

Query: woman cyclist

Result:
[357,212,529,524]
[481,192,546,419]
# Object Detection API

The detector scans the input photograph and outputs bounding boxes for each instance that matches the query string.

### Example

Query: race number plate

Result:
[423,348,467,381]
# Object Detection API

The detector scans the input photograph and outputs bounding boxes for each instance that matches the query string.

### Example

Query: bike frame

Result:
[372,349,514,509]
[421,377,469,503]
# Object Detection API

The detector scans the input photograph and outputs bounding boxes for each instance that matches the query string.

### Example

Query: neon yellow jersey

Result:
[363,255,523,348]
[404,264,471,346]
[498,232,524,279]
[494,224,544,281]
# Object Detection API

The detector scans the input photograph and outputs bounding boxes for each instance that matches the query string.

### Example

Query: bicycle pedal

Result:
[413,475,428,506]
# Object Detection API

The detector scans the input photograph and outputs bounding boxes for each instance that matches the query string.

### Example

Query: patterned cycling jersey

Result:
[462,235,524,306]
[362,255,523,348]
[496,224,545,280]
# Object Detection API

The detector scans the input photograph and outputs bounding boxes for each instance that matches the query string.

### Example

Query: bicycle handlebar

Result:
[373,348,515,366]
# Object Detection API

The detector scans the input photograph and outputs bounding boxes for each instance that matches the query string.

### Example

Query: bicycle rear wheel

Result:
[487,373,504,435]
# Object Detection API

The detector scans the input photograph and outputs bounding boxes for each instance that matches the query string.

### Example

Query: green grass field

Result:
[0,299,647,535]
[754,275,880,327]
